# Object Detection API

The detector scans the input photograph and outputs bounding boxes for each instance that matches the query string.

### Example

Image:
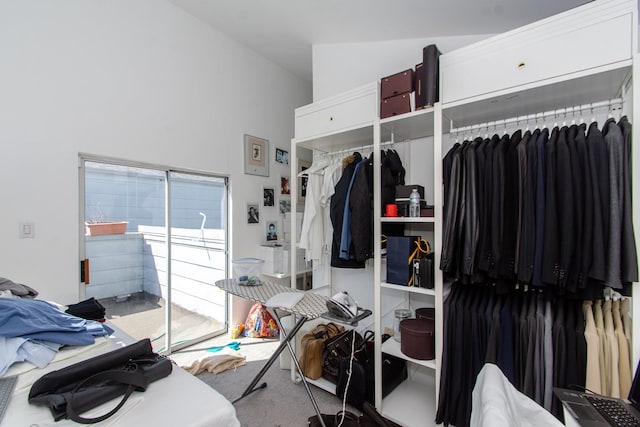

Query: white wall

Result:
[312,35,492,101]
[0,0,310,303]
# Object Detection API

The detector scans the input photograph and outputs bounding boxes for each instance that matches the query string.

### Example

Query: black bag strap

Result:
[66,369,150,424]
[355,330,375,354]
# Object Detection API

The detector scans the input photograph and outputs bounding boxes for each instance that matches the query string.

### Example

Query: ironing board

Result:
[215,279,330,426]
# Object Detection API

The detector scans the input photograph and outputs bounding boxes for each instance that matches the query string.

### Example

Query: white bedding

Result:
[2,325,240,427]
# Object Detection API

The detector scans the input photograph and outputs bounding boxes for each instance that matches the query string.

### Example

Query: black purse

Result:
[29,338,173,424]
[336,333,407,409]
[321,329,364,384]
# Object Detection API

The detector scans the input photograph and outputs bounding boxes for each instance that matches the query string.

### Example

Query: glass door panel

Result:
[82,159,228,354]
[167,172,227,352]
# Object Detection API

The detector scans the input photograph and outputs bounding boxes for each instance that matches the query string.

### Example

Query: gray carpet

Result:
[196,360,359,427]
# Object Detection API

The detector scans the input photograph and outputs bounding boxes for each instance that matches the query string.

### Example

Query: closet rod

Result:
[449,97,624,135]
[315,139,396,158]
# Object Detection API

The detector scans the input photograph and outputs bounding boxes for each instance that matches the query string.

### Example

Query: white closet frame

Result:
[289,1,639,425]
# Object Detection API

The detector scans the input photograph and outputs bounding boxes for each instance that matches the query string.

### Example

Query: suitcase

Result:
[380,68,415,100]
[380,93,411,119]
[415,62,424,110]
[421,44,441,107]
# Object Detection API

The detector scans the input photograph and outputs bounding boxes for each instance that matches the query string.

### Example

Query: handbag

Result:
[386,235,431,286]
[336,333,407,409]
[322,329,364,384]
[307,403,403,427]
[29,338,173,424]
[308,410,360,427]
[299,323,345,379]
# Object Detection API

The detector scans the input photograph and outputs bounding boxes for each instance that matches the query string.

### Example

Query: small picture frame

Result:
[281,176,290,195]
[263,187,275,207]
[275,148,289,165]
[247,203,260,224]
[265,220,278,242]
[279,199,291,214]
[298,159,312,203]
[244,135,269,177]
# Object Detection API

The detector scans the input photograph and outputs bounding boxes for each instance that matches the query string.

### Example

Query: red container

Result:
[381,68,415,99]
[380,93,411,119]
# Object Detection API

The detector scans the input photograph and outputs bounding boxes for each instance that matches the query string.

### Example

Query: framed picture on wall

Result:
[298,159,312,203]
[275,148,289,165]
[265,220,278,242]
[247,203,260,224]
[279,199,291,214]
[244,135,269,177]
[280,176,290,195]
[263,187,275,207]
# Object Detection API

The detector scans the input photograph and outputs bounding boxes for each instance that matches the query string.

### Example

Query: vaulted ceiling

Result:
[171,0,591,82]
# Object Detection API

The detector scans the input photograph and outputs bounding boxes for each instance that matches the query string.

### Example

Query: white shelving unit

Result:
[373,105,444,426]
[290,82,444,427]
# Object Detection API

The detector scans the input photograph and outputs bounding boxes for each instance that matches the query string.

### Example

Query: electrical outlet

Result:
[19,222,35,239]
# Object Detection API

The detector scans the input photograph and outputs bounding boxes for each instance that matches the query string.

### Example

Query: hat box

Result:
[400,318,434,360]
[415,307,434,321]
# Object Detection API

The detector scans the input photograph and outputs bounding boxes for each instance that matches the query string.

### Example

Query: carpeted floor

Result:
[196,358,359,427]
[170,335,358,427]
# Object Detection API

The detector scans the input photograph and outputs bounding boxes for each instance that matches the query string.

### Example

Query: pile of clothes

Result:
[0,276,111,375]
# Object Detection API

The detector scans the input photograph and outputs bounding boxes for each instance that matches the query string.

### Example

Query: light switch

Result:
[19,222,35,239]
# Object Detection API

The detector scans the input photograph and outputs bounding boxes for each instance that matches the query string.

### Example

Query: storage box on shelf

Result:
[380,68,415,119]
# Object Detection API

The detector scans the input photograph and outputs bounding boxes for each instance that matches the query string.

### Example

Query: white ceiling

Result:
[171,0,591,82]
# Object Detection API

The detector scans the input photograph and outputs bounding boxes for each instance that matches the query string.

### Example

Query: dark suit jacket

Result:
[603,118,623,289]
[518,129,539,283]
[532,128,549,286]
[542,127,560,285]
[586,121,608,282]
[556,126,575,290]
[500,130,522,278]
[574,123,593,289]
[618,116,639,283]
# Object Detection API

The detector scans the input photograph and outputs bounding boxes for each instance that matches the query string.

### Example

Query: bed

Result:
[2,321,241,427]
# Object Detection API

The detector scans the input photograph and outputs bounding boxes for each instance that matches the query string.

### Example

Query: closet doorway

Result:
[79,156,229,354]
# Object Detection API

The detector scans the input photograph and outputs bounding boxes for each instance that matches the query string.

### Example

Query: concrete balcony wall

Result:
[86,226,226,321]
[140,225,226,320]
[85,233,144,299]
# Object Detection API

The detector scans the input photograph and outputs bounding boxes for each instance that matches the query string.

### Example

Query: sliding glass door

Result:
[80,157,228,353]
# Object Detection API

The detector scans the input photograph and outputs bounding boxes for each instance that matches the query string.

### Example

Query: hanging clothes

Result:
[436,284,593,426]
[438,114,637,427]
[440,117,637,295]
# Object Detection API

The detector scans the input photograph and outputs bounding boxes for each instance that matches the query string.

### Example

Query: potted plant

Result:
[85,203,128,236]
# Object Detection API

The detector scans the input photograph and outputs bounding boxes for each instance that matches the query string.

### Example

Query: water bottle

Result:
[409,188,420,217]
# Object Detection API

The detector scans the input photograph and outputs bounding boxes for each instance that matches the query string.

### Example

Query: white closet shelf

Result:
[381,217,435,223]
[380,106,441,141]
[382,380,437,427]
[382,339,436,370]
[304,375,336,394]
[381,282,436,296]
[294,123,374,151]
